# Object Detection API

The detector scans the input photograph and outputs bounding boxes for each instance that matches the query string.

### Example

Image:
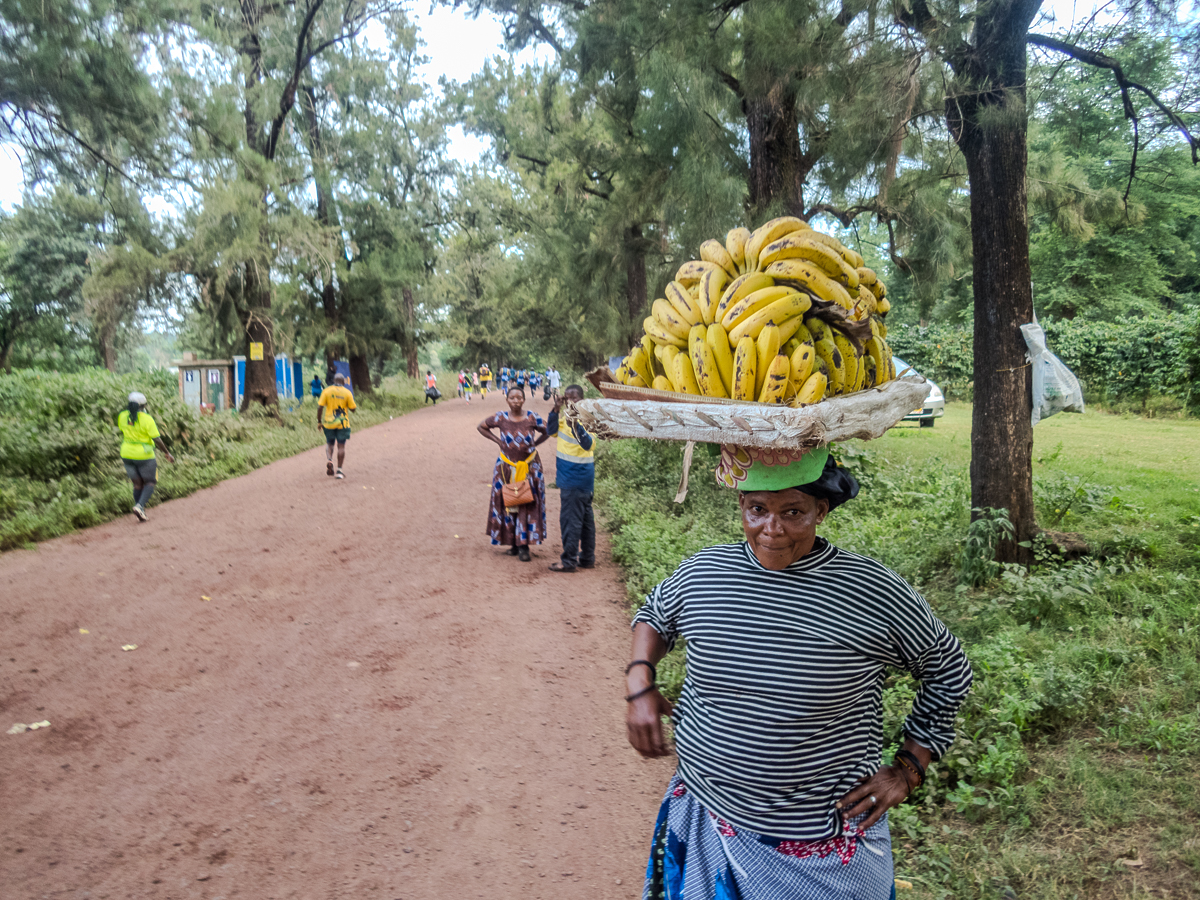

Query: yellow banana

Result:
[714,272,775,324]
[665,280,703,326]
[863,353,878,389]
[673,351,701,394]
[757,233,860,289]
[857,267,878,287]
[745,216,809,271]
[652,375,672,392]
[660,345,681,391]
[721,285,798,331]
[856,285,878,317]
[689,324,728,398]
[707,323,735,394]
[652,298,692,340]
[755,324,782,397]
[776,315,805,346]
[757,353,791,404]
[870,280,887,301]
[725,227,752,272]
[805,231,847,254]
[877,297,891,315]
[865,337,886,386]
[628,346,653,387]
[731,336,757,401]
[782,337,800,358]
[641,335,663,378]
[842,247,864,269]
[613,359,634,385]
[643,316,688,348]
[789,340,816,390]
[806,317,832,344]
[700,239,739,279]
[629,373,648,388]
[729,294,813,345]
[868,317,883,341]
[812,337,844,395]
[763,260,855,310]
[791,321,814,346]
[795,371,828,405]
[832,333,859,395]
[675,259,721,288]
[697,266,729,326]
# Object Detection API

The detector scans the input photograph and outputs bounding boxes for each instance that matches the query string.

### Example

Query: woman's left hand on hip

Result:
[834,765,912,830]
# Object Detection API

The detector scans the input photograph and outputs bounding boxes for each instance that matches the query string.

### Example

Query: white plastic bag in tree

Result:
[1021,320,1084,426]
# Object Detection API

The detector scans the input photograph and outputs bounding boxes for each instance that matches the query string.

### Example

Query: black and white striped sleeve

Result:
[630,561,691,651]
[883,580,973,759]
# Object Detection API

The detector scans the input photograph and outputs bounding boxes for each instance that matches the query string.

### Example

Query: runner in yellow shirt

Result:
[117,391,175,522]
[317,373,357,479]
[479,363,492,397]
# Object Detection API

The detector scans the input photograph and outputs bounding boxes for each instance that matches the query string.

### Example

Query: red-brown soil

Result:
[0,389,673,899]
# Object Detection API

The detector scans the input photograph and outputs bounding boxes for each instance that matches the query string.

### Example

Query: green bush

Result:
[887,308,1200,411]
[0,367,424,549]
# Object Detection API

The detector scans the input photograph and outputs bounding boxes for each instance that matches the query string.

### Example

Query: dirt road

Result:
[0,388,673,899]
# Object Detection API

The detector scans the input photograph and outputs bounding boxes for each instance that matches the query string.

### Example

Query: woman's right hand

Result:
[626,690,674,758]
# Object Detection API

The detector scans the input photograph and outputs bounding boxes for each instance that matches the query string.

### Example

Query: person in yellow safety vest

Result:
[479,363,492,396]
[545,384,595,572]
[118,390,176,522]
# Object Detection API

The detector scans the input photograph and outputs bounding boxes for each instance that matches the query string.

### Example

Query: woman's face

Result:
[507,388,525,414]
[738,488,829,571]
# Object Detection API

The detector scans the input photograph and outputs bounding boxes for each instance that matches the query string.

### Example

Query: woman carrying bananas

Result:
[477,385,552,561]
[625,446,972,900]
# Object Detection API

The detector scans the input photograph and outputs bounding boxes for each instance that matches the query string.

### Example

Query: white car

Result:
[892,356,946,427]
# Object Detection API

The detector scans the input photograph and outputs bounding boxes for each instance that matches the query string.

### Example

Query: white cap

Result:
[128,391,147,405]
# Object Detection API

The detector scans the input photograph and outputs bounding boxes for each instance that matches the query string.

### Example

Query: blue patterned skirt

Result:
[644,774,895,900]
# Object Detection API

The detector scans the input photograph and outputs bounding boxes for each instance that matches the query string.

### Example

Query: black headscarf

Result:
[796,453,860,511]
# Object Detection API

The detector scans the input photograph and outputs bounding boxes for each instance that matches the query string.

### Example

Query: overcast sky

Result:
[0,0,1184,211]
[0,4,536,210]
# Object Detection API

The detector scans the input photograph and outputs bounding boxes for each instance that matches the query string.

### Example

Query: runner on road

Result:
[317,374,357,479]
[479,363,492,397]
[118,391,175,522]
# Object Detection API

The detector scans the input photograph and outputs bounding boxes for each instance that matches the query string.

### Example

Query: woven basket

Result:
[568,375,931,450]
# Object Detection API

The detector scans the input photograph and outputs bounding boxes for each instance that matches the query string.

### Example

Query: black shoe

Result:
[518,546,531,562]
[578,561,595,569]
[549,562,576,573]
[506,546,520,556]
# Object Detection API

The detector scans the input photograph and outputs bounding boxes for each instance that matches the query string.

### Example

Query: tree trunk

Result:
[402,287,418,378]
[239,264,279,411]
[0,337,13,373]
[348,354,372,394]
[624,223,647,348]
[746,84,805,220]
[99,323,118,372]
[948,2,1041,564]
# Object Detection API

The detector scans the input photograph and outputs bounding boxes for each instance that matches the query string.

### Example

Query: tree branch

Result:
[1028,33,1199,170]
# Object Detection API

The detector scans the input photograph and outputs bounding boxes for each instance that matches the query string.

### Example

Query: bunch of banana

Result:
[613,216,900,407]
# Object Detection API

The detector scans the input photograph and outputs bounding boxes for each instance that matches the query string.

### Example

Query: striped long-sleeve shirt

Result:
[632,538,973,840]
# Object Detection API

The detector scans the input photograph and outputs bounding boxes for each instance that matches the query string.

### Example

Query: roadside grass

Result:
[0,368,426,550]
[594,402,1200,900]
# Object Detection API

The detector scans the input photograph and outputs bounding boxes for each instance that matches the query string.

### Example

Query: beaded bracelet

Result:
[894,749,926,789]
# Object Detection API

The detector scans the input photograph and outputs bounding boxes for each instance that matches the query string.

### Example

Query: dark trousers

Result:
[559,488,595,569]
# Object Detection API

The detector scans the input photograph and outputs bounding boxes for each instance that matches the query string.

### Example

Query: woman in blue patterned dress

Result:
[477,386,551,561]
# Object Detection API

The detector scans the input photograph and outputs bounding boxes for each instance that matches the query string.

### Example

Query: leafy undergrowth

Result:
[0,368,426,550]
[595,403,1200,900]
